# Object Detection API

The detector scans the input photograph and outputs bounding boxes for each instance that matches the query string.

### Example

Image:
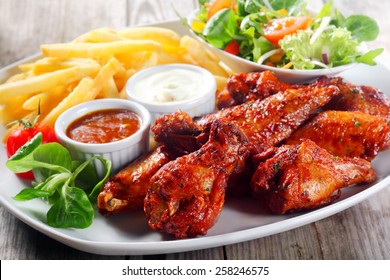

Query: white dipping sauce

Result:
[132,69,205,104]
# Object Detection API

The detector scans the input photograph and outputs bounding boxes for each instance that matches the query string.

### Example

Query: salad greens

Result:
[6,133,111,228]
[191,0,383,70]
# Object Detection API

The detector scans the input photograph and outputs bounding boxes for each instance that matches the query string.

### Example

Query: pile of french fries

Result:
[0,26,234,141]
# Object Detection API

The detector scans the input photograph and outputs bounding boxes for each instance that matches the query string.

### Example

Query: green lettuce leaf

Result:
[279,26,381,70]
[203,8,238,49]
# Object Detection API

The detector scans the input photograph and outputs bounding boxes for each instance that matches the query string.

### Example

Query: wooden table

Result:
[1,0,389,260]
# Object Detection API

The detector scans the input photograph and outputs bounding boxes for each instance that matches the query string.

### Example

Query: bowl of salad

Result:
[187,0,383,83]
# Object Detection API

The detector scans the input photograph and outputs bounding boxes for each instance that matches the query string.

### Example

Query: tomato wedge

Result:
[207,0,235,20]
[224,40,240,55]
[263,16,310,46]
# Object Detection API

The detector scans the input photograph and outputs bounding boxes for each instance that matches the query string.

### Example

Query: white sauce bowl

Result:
[125,64,216,124]
[55,98,151,177]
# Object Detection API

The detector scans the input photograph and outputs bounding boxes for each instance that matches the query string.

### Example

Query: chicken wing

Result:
[198,86,340,152]
[286,110,390,160]
[216,71,292,109]
[145,120,255,238]
[314,76,390,118]
[97,147,170,214]
[251,139,377,214]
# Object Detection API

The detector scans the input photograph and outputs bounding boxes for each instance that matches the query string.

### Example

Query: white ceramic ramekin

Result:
[125,63,216,124]
[54,98,151,177]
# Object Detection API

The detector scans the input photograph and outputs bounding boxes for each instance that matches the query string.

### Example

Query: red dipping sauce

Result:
[66,109,140,144]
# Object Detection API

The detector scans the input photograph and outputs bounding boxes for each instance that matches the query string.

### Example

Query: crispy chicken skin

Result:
[151,110,206,156]
[97,147,170,215]
[315,76,390,118]
[198,86,340,152]
[145,121,255,238]
[251,139,377,214]
[216,71,292,109]
[286,110,390,160]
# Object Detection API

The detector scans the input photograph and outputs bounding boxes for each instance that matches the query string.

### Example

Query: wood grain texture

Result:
[0,0,389,260]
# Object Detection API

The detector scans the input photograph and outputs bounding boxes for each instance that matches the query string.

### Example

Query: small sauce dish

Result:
[125,64,216,124]
[55,98,151,177]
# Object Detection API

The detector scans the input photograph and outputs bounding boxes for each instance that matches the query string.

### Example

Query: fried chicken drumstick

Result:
[145,121,255,238]
[251,139,377,214]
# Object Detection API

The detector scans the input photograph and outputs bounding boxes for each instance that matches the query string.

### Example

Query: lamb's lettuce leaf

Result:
[7,132,111,228]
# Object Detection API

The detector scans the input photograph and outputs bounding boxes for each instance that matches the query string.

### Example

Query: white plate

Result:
[1,20,390,255]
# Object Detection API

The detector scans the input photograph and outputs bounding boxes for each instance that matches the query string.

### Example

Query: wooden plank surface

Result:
[0,0,389,260]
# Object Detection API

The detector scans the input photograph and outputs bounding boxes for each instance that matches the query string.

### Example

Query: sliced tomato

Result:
[224,40,240,55]
[207,0,235,20]
[263,16,310,46]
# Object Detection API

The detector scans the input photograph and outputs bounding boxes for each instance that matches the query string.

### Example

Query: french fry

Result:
[18,63,34,72]
[161,44,182,55]
[179,52,200,66]
[5,71,33,83]
[72,32,92,43]
[91,58,124,96]
[40,85,78,120]
[98,77,119,99]
[72,27,124,43]
[22,84,68,112]
[30,57,99,75]
[41,77,95,126]
[84,28,128,43]
[218,61,235,77]
[119,69,136,99]
[22,92,48,111]
[0,63,100,102]
[213,75,229,92]
[119,27,180,46]
[114,51,153,70]
[0,94,35,125]
[139,51,159,69]
[157,51,184,65]
[112,65,128,93]
[180,36,229,77]
[42,58,123,126]
[41,40,162,60]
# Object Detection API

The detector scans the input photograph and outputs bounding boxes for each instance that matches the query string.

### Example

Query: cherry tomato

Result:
[263,16,310,46]
[6,123,59,180]
[207,0,235,20]
[224,40,240,56]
